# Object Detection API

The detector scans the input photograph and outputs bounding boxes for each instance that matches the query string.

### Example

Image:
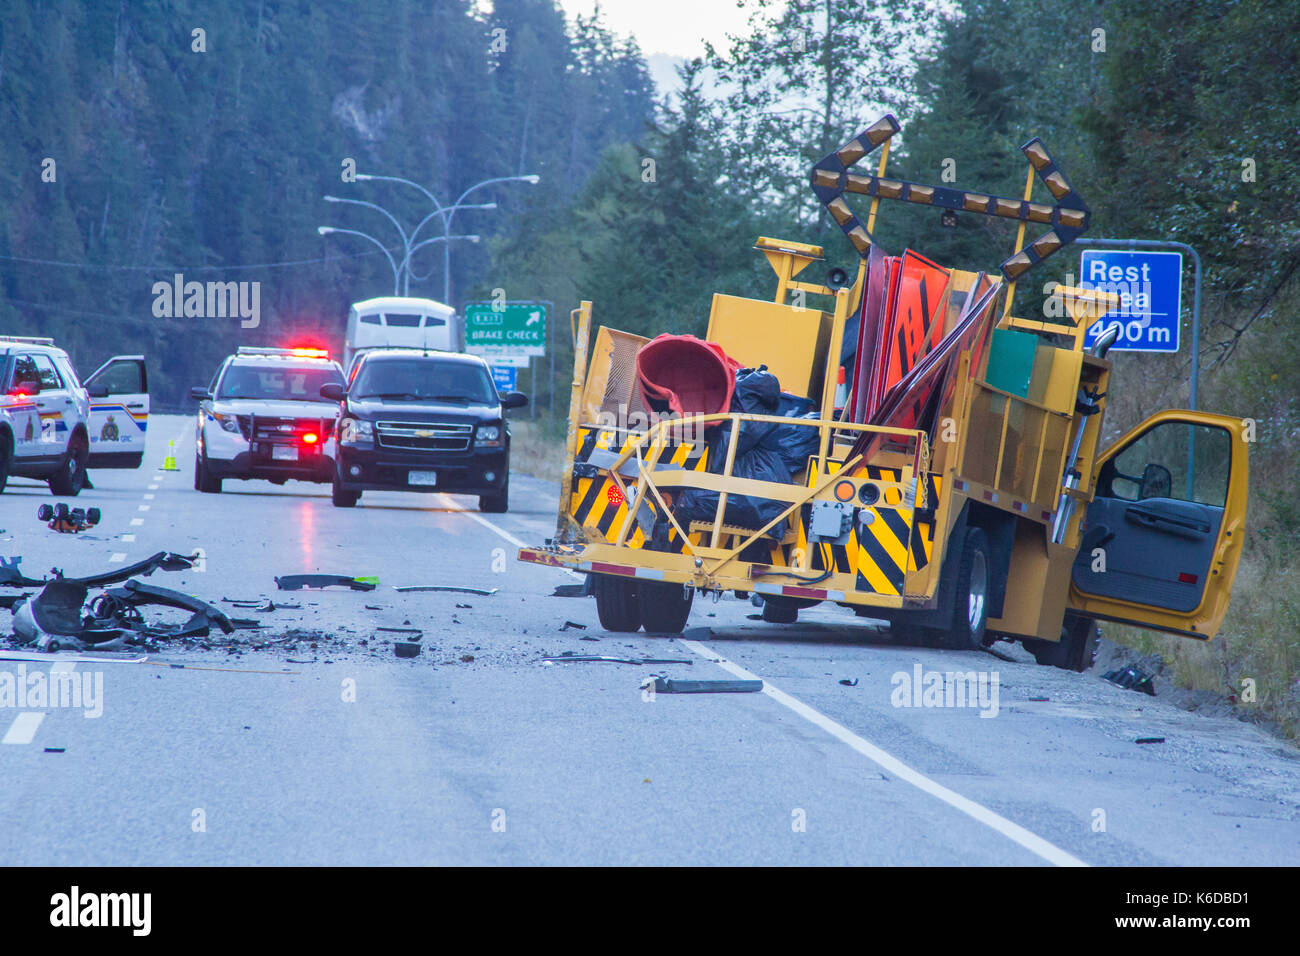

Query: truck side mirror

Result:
[319,383,347,402]
[87,384,110,398]
[1139,463,1173,500]
[190,386,211,401]
[501,391,528,410]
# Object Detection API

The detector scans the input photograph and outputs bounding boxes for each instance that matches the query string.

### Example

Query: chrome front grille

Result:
[376,420,472,451]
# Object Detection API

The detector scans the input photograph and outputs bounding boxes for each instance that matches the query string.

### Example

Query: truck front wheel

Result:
[1027,613,1098,671]
[593,573,641,632]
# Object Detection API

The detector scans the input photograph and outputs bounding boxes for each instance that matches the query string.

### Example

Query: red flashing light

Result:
[290,346,329,358]
[606,484,624,506]
[302,432,320,445]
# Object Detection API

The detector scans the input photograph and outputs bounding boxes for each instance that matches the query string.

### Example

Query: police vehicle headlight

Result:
[213,412,241,434]
[340,417,373,443]
[476,424,503,448]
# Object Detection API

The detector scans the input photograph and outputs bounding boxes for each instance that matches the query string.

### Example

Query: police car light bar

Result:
[236,346,330,358]
[0,335,56,346]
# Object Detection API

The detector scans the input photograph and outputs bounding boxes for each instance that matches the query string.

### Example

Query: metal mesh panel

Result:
[601,328,649,418]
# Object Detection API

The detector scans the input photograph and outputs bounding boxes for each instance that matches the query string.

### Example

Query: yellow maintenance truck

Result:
[518,116,1249,670]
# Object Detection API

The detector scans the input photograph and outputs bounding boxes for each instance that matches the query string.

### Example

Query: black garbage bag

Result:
[677,366,826,537]
[724,367,781,454]
[770,393,820,474]
[675,445,792,537]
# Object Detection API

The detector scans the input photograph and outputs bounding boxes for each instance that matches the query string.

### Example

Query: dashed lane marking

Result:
[2,713,44,746]
[436,493,583,581]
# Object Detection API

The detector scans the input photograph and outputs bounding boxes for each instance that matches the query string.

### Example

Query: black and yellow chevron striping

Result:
[568,426,709,550]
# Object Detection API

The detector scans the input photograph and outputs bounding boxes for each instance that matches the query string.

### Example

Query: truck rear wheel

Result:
[592,573,641,632]
[639,580,693,633]
[945,527,990,650]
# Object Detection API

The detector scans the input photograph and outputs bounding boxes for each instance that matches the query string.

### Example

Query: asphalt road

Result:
[1,414,1297,865]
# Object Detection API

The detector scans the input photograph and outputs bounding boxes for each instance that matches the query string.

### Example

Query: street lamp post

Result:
[316,226,401,294]
[353,172,539,305]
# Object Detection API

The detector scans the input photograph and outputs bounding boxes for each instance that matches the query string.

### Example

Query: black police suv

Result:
[321,349,527,512]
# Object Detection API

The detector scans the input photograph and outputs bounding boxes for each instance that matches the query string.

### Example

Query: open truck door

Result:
[1068,410,1249,640]
[85,355,149,469]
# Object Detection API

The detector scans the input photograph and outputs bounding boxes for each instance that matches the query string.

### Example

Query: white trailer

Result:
[344,297,459,374]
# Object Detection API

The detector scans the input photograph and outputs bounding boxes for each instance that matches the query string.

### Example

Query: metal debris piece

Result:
[551,583,588,598]
[68,551,198,588]
[1135,737,1166,745]
[559,620,587,631]
[1103,665,1157,696]
[839,678,859,686]
[0,556,48,588]
[377,626,422,635]
[392,584,498,596]
[276,574,377,591]
[646,677,762,694]
[394,641,421,658]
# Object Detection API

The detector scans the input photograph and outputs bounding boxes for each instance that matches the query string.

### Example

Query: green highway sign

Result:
[464,301,547,359]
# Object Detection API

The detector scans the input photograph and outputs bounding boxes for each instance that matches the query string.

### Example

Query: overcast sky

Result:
[556,0,761,59]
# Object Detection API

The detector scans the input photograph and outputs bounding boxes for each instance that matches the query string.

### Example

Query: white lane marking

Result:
[143,493,155,500]
[678,638,1089,868]
[121,534,136,543]
[108,553,126,563]
[138,505,150,512]
[436,493,583,580]
[148,484,160,491]
[130,519,144,527]
[2,712,45,745]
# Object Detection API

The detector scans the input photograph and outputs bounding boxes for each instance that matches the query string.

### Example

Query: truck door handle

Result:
[1125,505,1210,538]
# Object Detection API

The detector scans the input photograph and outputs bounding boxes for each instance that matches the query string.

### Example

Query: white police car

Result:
[191,346,345,493]
[0,337,148,495]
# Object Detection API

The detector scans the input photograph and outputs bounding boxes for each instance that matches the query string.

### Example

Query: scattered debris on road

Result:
[377,626,422,635]
[1103,665,1157,696]
[392,584,498,596]
[644,677,762,694]
[559,620,587,631]
[1135,737,1166,745]
[275,574,378,591]
[394,641,421,658]
[839,678,859,686]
